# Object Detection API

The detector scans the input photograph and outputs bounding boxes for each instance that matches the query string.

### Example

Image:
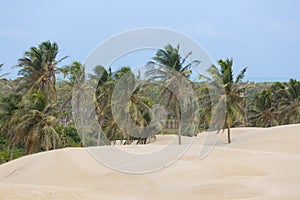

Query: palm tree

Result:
[113,67,154,144]
[120,67,152,144]
[14,92,59,154]
[16,41,68,102]
[279,79,300,124]
[202,59,248,143]
[248,89,279,127]
[89,65,113,145]
[58,61,87,121]
[146,44,200,144]
[91,66,155,145]
[65,62,94,147]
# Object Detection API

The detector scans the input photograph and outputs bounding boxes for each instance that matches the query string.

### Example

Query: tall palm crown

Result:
[150,45,194,76]
[17,41,68,101]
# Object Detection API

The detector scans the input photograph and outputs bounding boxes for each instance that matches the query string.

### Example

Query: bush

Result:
[0,151,9,164]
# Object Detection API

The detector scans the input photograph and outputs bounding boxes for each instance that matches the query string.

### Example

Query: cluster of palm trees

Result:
[248,79,300,127]
[0,40,299,163]
[0,41,67,160]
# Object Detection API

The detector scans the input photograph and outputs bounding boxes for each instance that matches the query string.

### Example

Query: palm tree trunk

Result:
[52,134,56,149]
[97,128,102,146]
[9,142,15,161]
[45,135,49,151]
[78,96,85,147]
[176,102,181,145]
[59,96,72,115]
[126,135,130,145]
[227,123,231,144]
[80,119,85,147]
[51,71,58,102]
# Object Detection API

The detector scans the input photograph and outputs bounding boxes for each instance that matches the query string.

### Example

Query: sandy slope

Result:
[0,124,300,200]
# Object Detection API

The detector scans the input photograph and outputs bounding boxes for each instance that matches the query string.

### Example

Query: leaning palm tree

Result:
[16,41,68,102]
[146,44,200,144]
[248,89,279,127]
[202,59,248,143]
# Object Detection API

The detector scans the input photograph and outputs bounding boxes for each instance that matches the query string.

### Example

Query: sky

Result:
[1,0,300,80]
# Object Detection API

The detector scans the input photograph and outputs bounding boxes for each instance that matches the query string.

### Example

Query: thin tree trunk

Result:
[45,135,49,151]
[52,134,56,149]
[227,123,231,143]
[176,102,181,145]
[97,128,102,146]
[126,135,130,145]
[7,142,10,154]
[59,96,72,115]
[9,142,15,161]
[81,120,85,147]
[78,96,85,147]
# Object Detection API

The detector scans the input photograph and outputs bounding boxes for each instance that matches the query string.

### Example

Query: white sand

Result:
[0,124,300,199]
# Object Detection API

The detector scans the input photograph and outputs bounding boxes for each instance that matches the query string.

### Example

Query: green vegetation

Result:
[146,44,200,144]
[0,41,299,163]
[200,59,248,143]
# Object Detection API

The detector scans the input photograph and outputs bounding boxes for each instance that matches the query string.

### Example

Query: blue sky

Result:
[1,0,300,80]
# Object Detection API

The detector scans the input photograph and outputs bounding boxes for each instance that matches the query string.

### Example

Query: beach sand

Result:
[0,124,300,199]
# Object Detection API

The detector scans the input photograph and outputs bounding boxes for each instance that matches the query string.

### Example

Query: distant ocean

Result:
[246,77,299,83]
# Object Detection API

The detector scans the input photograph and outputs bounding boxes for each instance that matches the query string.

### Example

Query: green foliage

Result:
[92,66,155,145]
[1,41,300,164]
[56,123,81,147]
[146,44,200,144]
[0,151,8,164]
[13,91,59,154]
[248,89,279,127]
[279,79,300,124]
[201,58,248,143]
[0,136,8,164]
[0,136,25,164]
[246,79,300,127]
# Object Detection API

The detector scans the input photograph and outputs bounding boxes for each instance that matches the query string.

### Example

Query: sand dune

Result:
[0,124,300,199]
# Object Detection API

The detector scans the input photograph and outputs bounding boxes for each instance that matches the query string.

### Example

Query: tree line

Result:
[0,41,299,163]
